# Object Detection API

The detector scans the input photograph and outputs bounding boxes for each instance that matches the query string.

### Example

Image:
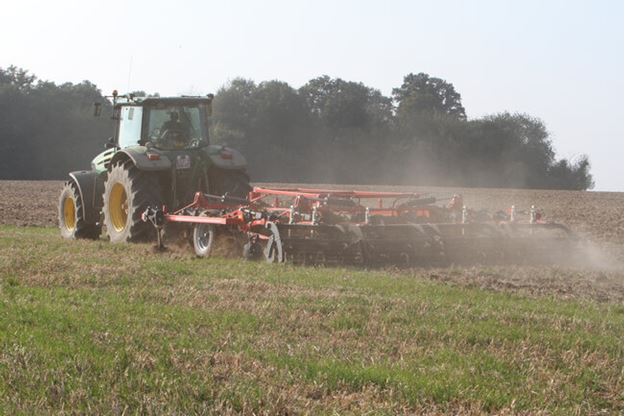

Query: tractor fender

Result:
[68,170,105,224]
[110,146,172,171]
[204,145,247,170]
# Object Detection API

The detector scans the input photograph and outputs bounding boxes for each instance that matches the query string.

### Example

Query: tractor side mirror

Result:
[93,102,102,117]
[104,137,116,149]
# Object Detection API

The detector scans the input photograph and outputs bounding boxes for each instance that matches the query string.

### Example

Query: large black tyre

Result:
[58,181,101,239]
[103,161,162,243]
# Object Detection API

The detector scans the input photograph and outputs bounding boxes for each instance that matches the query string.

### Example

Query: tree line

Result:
[0,66,593,190]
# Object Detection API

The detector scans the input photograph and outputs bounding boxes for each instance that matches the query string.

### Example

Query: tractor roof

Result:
[114,96,213,108]
[142,96,213,105]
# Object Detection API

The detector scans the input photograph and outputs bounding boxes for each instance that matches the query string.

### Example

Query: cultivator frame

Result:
[142,186,577,266]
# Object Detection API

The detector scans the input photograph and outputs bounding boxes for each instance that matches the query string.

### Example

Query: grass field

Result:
[0,225,622,414]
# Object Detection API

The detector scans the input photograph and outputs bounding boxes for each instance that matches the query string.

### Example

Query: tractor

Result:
[58,91,251,242]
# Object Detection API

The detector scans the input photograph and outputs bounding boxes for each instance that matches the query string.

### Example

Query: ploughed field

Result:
[0,180,623,414]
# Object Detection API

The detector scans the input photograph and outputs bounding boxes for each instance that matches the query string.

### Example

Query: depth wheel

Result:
[193,223,216,257]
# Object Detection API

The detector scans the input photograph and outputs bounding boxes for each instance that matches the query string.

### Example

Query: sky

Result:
[2,0,623,190]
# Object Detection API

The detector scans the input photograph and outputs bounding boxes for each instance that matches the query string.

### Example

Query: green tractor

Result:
[58,92,251,242]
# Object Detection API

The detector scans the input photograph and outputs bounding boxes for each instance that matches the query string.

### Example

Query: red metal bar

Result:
[251,187,421,199]
[164,214,242,225]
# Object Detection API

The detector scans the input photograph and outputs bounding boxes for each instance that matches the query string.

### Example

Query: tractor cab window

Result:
[145,104,209,150]
[117,106,143,148]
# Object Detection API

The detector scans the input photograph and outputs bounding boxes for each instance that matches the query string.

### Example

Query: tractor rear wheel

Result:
[103,161,162,243]
[58,181,101,239]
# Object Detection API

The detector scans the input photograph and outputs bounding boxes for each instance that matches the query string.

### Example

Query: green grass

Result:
[0,225,622,414]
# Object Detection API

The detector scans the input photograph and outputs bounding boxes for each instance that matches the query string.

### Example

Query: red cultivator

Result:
[142,187,578,266]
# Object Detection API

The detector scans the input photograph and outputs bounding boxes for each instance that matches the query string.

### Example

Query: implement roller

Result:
[142,187,578,267]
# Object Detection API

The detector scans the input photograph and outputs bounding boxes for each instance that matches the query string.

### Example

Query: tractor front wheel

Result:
[103,161,162,243]
[58,181,101,239]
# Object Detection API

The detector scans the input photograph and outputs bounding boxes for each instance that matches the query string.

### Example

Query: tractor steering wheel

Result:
[158,129,188,149]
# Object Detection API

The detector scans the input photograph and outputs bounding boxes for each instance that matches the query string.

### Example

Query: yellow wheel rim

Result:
[63,197,76,231]
[109,183,128,232]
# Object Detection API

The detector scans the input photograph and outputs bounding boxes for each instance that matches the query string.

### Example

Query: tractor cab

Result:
[114,97,213,151]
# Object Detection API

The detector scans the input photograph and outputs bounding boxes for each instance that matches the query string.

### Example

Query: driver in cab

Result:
[161,111,190,148]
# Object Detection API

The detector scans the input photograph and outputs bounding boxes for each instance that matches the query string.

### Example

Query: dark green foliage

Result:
[548,156,595,190]
[211,74,592,189]
[461,113,557,188]
[0,66,593,190]
[393,72,466,121]
[211,78,313,181]
[299,75,393,130]
[127,90,160,98]
[0,66,112,179]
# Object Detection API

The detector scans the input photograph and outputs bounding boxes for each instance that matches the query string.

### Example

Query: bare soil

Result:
[0,181,65,228]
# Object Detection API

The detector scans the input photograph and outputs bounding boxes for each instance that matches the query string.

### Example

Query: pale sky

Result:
[2,0,623,190]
